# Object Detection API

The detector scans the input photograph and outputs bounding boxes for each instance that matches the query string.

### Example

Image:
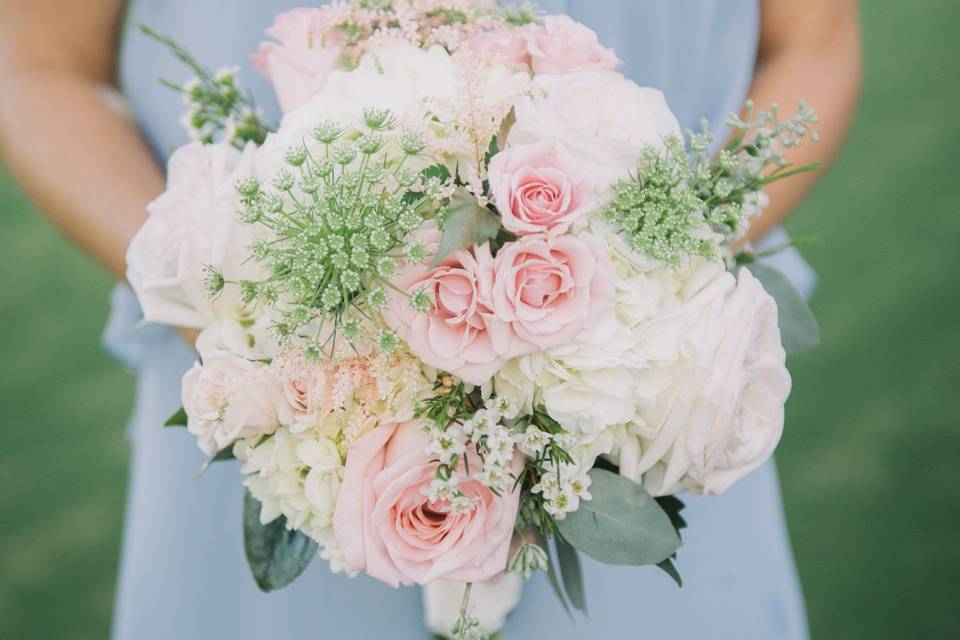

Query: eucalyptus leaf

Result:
[557,468,681,566]
[555,537,587,613]
[535,531,572,618]
[164,406,188,427]
[432,193,502,267]
[746,263,821,355]
[242,489,317,592]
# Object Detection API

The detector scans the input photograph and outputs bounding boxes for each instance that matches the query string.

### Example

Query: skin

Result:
[0,0,862,347]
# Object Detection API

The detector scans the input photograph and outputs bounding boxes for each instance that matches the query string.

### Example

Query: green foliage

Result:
[555,537,587,613]
[163,406,187,427]
[242,490,317,592]
[557,469,680,566]
[604,102,819,267]
[534,531,572,618]
[432,193,502,267]
[654,495,687,587]
[139,25,269,147]
[747,263,821,355]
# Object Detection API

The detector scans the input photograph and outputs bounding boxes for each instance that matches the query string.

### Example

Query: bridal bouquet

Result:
[127,1,820,637]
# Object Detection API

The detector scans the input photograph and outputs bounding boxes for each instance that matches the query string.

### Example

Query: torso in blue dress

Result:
[109,2,810,638]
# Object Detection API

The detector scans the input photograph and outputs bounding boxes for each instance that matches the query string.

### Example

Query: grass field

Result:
[1,1,959,638]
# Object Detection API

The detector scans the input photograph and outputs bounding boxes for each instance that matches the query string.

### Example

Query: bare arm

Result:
[741,0,862,245]
[0,0,201,344]
[0,0,163,281]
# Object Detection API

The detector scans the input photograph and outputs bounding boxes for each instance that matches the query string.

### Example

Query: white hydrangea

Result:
[495,220,790,497]
[234,429,346,567]
[614,268,791,496]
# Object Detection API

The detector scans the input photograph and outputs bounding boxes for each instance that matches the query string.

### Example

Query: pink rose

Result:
[488,141,597,236]
[333,421,520,587]
[465,25,538,67]
[251,8,342,113]
[382,241,523,385]
[528,15,619,75]
[492,233,615,350]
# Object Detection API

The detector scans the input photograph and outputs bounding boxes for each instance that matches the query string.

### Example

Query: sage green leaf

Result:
[555,537,587,613]
[557,468,681,566]
[432,193,502,267]
[242,489,317,592]
[535,531,572,618]
[163,406,187,427]
[746,263,821,355]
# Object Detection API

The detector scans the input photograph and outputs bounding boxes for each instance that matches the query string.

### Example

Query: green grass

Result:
[1,1,959,638]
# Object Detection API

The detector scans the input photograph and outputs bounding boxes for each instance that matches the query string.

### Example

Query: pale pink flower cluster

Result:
[253,0,509,112]
[272,345,432,447]
[425,48,532,201]
[383,225,615,386]
[467,14,619,73]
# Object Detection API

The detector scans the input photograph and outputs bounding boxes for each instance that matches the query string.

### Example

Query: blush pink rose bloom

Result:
[465,25,538,67]
[528,15,619,75]
[382,239,523,385]
[492,233,615,350]
[333,421,521,587]
[251,8,342,113]
[181,353,287,456]
[488,141,597,236]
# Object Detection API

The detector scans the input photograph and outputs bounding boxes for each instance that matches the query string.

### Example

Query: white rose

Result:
[126,141,265,329]
[617,268,791,495]
[509,70,681,188]
[422,573,523,638]
[181,352,287,456]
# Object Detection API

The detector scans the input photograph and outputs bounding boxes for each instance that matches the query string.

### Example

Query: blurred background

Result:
[1,1,958,638]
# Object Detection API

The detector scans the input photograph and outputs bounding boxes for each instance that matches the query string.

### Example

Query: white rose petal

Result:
[126,141,265,329]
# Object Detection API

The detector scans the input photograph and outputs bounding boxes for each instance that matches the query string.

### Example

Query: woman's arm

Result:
[741,0,862,245]
[0,0,164,281]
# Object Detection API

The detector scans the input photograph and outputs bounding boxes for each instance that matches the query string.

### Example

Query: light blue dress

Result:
[109,2,812,637]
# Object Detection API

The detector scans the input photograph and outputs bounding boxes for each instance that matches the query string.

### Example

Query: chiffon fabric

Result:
[108,1,811,637]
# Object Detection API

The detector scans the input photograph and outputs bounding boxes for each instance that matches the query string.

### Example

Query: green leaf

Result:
[555,537,587,613]
[432,193,502,267]
[653,495,686,587]
[484,134,500,166]
[420,163,451,183]
[557,468,681,566]
[163,406,188,427]
[242,489,317,592]
[535,531,572,618]
[656,557,683,587]
[654,495,687,534]
[746,263,821,355]
[196,446,237,477]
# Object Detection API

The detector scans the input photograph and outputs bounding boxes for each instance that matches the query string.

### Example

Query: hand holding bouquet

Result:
[127,2,820,637]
